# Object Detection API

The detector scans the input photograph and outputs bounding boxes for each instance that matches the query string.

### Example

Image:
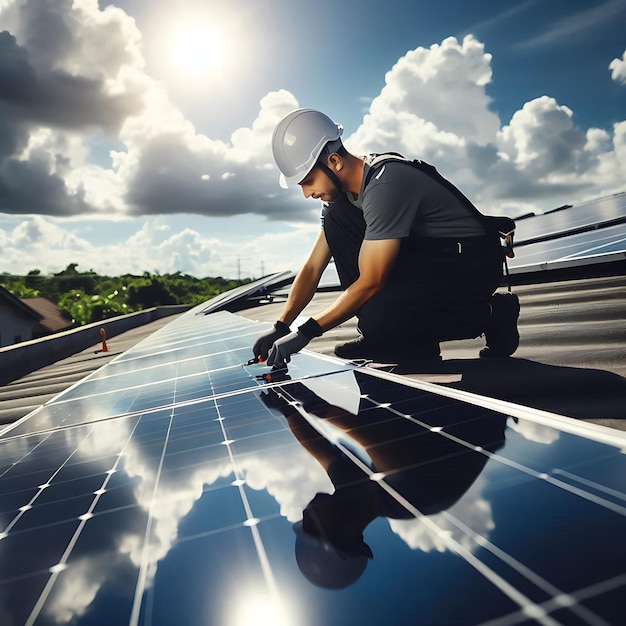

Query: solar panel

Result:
[193,271,295,315]
[509,220,626,273]
[1,310,624,625]
[514,193,626,245]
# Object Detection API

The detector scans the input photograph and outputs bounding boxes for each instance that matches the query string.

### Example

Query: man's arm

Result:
[315,238,400,331]
[265,237,401,367]
[278,230,332,326]
[252,231,331,360]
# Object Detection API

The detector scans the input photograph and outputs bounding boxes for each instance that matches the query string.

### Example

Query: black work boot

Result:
[479,293,520,358]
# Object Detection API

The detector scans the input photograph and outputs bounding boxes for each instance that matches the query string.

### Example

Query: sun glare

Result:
[171,25,224,75]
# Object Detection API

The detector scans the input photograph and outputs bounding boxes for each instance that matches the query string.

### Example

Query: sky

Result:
[0,0,625,280]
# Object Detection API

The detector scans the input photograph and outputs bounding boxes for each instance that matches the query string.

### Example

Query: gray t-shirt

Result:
[347,155,486,240]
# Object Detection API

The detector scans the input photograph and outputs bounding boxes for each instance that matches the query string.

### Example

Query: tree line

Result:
[1,263,251,327]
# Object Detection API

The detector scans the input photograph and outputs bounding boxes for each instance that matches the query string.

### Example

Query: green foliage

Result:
[0,272,40,298]
[0,265,253,327]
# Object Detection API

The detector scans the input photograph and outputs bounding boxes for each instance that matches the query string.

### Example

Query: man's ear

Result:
[328,153,343,172]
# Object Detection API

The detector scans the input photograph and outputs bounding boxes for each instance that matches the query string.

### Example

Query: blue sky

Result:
[0,0,625,279]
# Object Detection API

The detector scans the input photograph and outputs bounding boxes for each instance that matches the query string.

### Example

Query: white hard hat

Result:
[272,109,343,188]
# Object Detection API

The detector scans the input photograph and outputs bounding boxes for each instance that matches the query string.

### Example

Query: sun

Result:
[171,25,224,75]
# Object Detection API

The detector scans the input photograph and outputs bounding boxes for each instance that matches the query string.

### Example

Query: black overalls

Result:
[323,196,503,353]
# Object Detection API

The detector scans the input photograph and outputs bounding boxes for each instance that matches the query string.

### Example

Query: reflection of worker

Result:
[261,381,508,589]
[253,109,520,368]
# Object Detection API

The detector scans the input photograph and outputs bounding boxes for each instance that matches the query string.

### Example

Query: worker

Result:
[253,109,520,367]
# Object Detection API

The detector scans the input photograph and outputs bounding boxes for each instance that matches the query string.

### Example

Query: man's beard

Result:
[325,184,341,202]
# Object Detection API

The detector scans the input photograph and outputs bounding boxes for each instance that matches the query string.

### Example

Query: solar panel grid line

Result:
[0,403,165,443]
[512,194,626,245]
[552,469,626,502]
[433,428,626,517]
[70,352,205,385]
[365,463,559,626]
[438,510,607,626]
[509,222,626,270]
[186,364,284,622]
[270,384,562,625]
[550,251,626,268]
[1,425,95,537]
[513,216,626,248]
[0,373,310,443]
[480,575,626,626]
[23,414,144,626]
[560,235,626,260]
[212,395,282,614]
[129,406,175,626]
[278,380,620,624]
[0,432,52,481]
[110,320,261,365]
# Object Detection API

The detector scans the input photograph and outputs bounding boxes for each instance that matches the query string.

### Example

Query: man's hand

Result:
[266,317,323,367]
[267,331,310,367]
[252,321,290,361]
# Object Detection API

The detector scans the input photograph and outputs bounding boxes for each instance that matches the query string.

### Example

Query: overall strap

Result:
[364,154,515,292]
[365,154,482,218]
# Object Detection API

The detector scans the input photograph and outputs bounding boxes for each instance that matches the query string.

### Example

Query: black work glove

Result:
[267,318,323,368]
[252,321,290,361]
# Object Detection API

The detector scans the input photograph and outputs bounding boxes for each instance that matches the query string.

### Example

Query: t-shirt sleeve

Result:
[361,166,418,240]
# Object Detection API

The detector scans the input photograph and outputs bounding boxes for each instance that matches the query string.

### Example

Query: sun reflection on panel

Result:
[228,588,295,626]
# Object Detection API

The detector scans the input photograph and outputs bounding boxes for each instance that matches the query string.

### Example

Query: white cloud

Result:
[349,35,500,155]
[35,394,332,624]
[347,41,625,212]
[0,215,319,277]
[609,50,626,84]
[389,491,494,555]
[0,2,625,276]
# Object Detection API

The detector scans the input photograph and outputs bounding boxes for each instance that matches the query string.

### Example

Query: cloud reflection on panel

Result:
[260,374,510,589]
[40,403,331,623]
[22,365,569,619]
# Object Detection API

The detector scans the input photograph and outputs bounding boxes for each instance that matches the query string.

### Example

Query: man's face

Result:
[298,166,340,203]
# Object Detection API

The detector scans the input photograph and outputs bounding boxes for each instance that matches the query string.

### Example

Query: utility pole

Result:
[237,257,241,282]
[261,260,265,277]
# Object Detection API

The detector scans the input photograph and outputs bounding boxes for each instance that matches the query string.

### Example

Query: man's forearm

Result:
[312,238,400,332]
[278,265,322,326]
[314,279,379,332]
